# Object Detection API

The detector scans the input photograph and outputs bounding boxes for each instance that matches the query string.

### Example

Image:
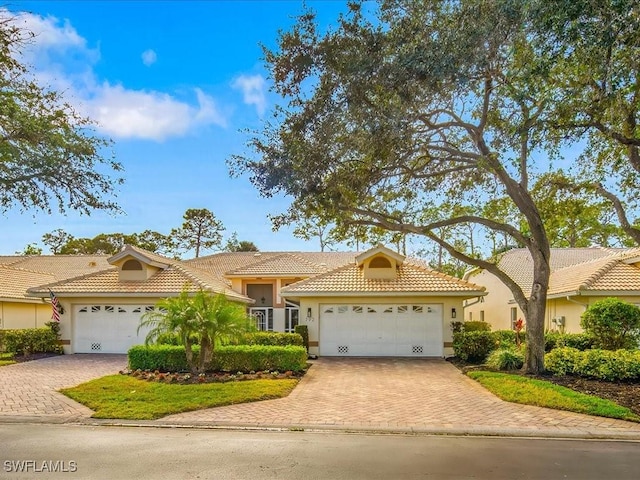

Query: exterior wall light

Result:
[451,308,457,318]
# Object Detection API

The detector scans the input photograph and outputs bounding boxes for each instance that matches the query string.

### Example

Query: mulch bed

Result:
[123,368,306,385]
[9,352,62,363]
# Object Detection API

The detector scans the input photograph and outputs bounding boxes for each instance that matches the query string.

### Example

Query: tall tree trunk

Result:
[522,250,550,374]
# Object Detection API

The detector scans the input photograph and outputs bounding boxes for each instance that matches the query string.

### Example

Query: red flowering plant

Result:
[514,318,525,349]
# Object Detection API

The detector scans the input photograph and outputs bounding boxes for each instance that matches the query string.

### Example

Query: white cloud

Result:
[2,9,228,141]
[82,84,226,141]
[141,49,157,66]
[232,74,267,116]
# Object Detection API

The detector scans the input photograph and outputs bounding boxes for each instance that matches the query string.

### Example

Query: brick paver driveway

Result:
[0,354,127,421]
[162,358,640,437]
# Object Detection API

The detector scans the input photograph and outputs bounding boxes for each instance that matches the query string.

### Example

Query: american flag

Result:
[49,290,61,322]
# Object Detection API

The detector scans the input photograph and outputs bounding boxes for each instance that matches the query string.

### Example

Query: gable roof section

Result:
[281,261,485,297]
[548,248,640,298]
[26,263,252,303]
[107,244,172,268]
[0,254,112,303]
[355,244,405,265]
[491,247,629,294]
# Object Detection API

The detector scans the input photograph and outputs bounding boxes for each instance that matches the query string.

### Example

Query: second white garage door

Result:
[319,304,443,357]
[74,304,155,354]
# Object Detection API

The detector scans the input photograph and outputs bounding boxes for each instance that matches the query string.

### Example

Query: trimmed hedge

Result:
[209,345,307,372]
[0,327,62,355]
[545,347,640,381]
[128,345,196,372]
[237,332,303,347]
[128,344,307,373]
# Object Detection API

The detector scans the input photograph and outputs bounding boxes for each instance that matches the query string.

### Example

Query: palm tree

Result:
[138,288,252,373]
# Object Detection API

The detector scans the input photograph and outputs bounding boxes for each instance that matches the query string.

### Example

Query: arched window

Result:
[369,256,392,268]
[122,259,143,271]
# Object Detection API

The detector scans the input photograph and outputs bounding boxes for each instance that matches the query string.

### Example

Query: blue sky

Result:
[1,1,354,255]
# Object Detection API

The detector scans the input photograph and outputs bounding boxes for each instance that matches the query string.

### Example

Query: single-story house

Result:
[463,247,640,332]
[6,244,485,357]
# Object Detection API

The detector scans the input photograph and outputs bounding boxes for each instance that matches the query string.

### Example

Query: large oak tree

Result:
[232,0,559,373]
[0,14,122,216]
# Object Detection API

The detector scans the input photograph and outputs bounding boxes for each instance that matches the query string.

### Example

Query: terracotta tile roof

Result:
[495,247,630,294]
[0,266,55,301]
[226,253,330,276]
[27,265,251,303]
[0,255,112,281]
[548,249,640,297]
[185,251,357,280]
[281,262,485,296]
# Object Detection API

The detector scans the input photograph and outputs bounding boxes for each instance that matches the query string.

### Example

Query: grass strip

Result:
[0,353,16,367]
[468,370,639,423]
[61,375,298,420]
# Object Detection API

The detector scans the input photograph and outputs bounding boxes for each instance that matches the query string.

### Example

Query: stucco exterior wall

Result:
[296,295,465,357]
[464,270,517,330]
[0,301,52,329]
[465,268,640,334]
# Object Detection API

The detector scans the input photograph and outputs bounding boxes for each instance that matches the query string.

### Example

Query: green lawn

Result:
[61,375,298,420]
[468,371,639,422]
[0,353,16,367]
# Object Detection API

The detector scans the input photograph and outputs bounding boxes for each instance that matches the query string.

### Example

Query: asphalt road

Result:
[1,424,639,479]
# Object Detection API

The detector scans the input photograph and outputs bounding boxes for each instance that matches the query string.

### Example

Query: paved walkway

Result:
[161,358,640,438]
[1,355,640,439]
[0,354,127,422]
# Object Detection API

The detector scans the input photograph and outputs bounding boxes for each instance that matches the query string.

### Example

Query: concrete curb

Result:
[2,415,639,442]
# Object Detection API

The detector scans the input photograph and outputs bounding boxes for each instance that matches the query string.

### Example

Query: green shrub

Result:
[463,321,492,332]
[575,349,640,381]
[294,325,309,353]
[545,347,581,376]
[545,347,640,381]
[544,332,596,352]
[128,345,197,371]
[453,331,495,363]
[237,332,303,346]
[581,297,640,350]
[128,344,308,373]
[486,347,524,371]
[0,327,62,355]
[209,345,307,372]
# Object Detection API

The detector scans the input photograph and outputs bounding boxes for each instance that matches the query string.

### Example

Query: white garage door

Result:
[74,304,155,354]
[320,304,443,357]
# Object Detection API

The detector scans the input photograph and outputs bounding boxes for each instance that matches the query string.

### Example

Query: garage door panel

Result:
[319,303,443,357]
[75,304,153,354]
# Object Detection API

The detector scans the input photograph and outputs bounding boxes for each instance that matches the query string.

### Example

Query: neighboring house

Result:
[13,243,485,357]
[0,255,111,329]
[463,247,640,333]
